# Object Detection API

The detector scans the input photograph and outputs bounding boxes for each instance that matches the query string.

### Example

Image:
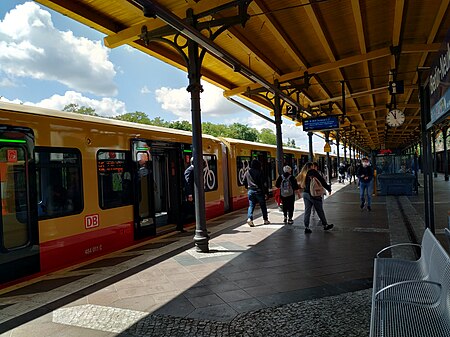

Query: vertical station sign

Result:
[429,28,450,128]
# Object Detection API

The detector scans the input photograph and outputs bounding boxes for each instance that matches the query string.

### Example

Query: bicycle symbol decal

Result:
[203,158,216,190]
[238,159,250,185]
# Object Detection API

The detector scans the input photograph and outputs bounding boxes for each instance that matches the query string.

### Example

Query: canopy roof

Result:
[35,0,450,151]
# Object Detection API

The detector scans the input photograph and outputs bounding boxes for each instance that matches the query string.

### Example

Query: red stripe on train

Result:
[40,222,134,272]
[39,200,224,273]
[205,200,225,219]
[231,195,248,210]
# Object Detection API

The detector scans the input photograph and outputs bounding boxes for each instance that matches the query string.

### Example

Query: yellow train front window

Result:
[0,147,29,249]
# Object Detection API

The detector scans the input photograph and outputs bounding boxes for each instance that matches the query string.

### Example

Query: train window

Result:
[97,150,132,209]
[35,148,83,219]
[0,147,29,249]
[203,155,218,192]
[236,156,251,186]
[270,158,276,180]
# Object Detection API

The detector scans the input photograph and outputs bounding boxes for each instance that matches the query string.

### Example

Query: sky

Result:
[0,0,330,152]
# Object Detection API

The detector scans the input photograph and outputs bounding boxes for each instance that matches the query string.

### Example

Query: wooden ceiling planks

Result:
[34,0,450,150]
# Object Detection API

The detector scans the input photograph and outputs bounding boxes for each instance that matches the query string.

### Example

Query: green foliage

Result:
[63,103,98,116]
[227,123,259,142]
[76,105,287,145]
[148,117,169,127]
[286,138,296,148]
[115,111,151,124]
[202,122,228,137]
[168,120,192,131]
[258,128,277,145]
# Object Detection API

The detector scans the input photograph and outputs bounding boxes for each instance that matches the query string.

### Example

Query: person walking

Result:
[356,157,374,211]
[243,159,270,227]
[275,165,299,224]
[297,162,334,234]
[347,163,355,184]
[184,157,195,203]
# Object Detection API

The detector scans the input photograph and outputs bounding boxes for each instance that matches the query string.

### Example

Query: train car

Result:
[220,138,308,211]
[0,101,335,288]
[0,102,224,287]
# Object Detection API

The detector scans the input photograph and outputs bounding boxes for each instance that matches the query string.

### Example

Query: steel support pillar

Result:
[443,127,449,181]
[274,89,283,175]
[325,131,332,185]
[336,132,340,170]
[308,132,314,162]
[419,75,434,232]
[343,139,347,163]
[187,36,209,252]
[433,130,438,178]
[349,144,352,163]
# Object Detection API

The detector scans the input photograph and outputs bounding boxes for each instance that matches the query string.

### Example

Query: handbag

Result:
[310,176,325,197]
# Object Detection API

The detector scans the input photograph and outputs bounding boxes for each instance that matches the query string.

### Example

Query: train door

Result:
[0,126,39,284]
[251,150,272,191]
[149,143,182,232]
[131,140,156,239]
[283,153,295,172]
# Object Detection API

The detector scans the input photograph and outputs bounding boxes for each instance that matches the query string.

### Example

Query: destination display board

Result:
[302,115,340,131]
[429,28,450,127]
[98,160,125,174]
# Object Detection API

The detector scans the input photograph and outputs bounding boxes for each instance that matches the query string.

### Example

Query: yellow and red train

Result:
[0,102,333,288]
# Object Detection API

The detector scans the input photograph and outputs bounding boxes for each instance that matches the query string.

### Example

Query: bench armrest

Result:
[374,280,442,306]
[376,243,422,258]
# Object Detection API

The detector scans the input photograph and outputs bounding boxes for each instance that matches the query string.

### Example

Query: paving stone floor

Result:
[1,175,449,337]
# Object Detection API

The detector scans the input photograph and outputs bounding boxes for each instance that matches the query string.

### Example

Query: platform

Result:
[1,175,449,337]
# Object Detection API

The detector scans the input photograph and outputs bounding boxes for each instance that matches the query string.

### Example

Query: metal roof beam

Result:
[130,0,304,110]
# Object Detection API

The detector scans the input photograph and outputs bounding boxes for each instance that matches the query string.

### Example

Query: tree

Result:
[169,120,192,131]
[63,103,98,116]
[228,123,259,142]
[258,128,277,145]
[202,122,228,137]
[148,117,168,127]
[115,111,151,124]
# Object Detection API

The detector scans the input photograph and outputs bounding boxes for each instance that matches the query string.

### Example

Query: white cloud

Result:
[241,115,328,151]
[123,45,136,53]
[153,80,328,150]
[0,96,23,104]
[155,81,241,120]
[8,91,125,117]
[0,2,117,96]
[140,85,151,94]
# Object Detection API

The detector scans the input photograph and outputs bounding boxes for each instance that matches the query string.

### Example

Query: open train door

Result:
[131,140,156,239]
[0,126,39,284]
[251,150,273,193]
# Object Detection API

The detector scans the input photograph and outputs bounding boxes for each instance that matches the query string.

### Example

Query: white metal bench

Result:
[370,228,450,337]
[444,228,450,252]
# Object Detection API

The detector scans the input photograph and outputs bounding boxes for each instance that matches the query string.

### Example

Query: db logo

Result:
[7,150,17,163]
[85,214,99,229]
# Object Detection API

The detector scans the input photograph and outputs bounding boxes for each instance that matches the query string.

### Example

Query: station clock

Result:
[386,109,405,127]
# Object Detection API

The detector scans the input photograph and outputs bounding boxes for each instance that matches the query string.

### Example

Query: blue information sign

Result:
[302,115,340,131]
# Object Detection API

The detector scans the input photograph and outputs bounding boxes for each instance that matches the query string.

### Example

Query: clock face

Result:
[386,109,405,127]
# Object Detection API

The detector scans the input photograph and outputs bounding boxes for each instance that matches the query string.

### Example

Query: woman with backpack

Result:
[275,165,299,224]
[297,162,334,234]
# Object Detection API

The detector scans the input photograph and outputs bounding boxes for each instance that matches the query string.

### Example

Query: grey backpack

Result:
[280,176,294,197]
